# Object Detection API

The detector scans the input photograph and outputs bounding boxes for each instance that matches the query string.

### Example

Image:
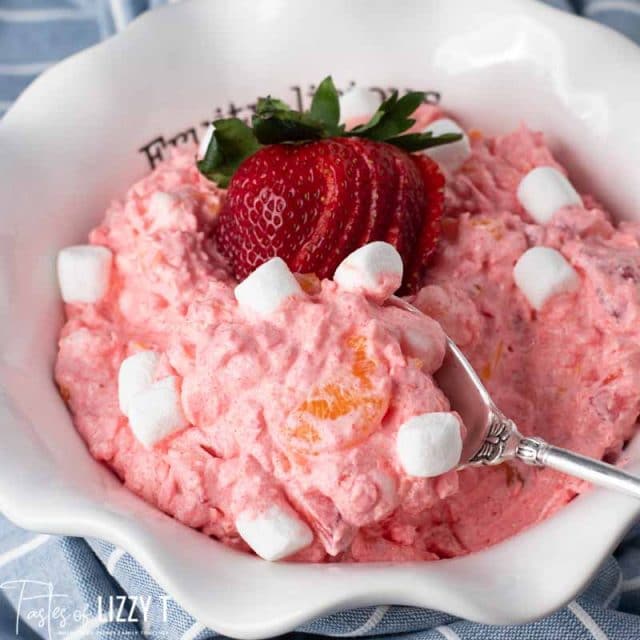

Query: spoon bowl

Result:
[390,296,640,496]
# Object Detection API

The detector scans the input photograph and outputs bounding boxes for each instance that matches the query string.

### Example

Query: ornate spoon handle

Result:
[517,437,640,499]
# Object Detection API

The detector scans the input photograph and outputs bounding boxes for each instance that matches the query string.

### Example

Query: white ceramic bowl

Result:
[1,0,640,637]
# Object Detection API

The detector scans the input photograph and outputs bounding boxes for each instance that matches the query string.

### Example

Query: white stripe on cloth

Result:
[0,61,55,76]
[109,0,135,32]
[333,606,390,637]
[568,601,610,640]
[585,1,640,17]
[0,8,94,22]
[436,624,463,640]
[63,616,105,640]
[0,534,51,568]
[105,547,126,574]
[603,571,624,607]
[180,621,206,640]
[621,575,640,592]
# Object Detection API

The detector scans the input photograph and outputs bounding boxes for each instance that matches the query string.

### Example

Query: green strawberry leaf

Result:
[310,76,341,132]
[196,80,463,186]
[255,96,293,117]
[348,91,426,141]
[348,91,398,135]
[252,110,327,144]
[253,95,329,143]
[386,131,463,152]
[197,118,261,188]
[392,91,426,120]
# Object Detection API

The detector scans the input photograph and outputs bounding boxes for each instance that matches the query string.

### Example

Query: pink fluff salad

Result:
[55,107,640,562]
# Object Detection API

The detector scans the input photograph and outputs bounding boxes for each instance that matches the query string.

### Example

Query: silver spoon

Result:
[391,297,640,498]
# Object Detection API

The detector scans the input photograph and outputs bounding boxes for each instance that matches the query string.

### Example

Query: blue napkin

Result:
[3,1,640,638]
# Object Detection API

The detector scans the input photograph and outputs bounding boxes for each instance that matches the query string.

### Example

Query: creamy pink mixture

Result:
[55,108,640,562]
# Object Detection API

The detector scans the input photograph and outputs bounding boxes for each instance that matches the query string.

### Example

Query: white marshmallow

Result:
[57,245,112,304]
[198,123,216,161]
[396,412,463,478]
[118,350,160,417]
[235,505,313,561]
[147,192,188,234]
[234,257,303,315]
[423,118,471,172]
[128,376,189,448]
[147,191,175,217]
[334,241,403,302]
[517,167,582,224]
[339,86,382,124]
[513,246,580,310]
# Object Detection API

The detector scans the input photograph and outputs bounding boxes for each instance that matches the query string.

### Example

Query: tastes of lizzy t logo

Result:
[0,580,171,638]
[138,82,441,170]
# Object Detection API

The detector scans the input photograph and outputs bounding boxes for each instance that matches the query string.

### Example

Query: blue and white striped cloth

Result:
[0,0,172,119]
[2,1,640,638]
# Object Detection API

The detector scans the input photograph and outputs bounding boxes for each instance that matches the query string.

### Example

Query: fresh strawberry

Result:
[198,77,460,291]
[216,141,345,279]
[216,139,368,280]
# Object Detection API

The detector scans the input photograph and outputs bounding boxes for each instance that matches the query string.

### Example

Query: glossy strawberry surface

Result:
[215,138,445,290]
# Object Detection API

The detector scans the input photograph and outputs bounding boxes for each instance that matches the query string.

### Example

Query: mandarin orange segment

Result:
[291,421,322,444]
[347,335,376,388]
[57,384,71,404]
[282,335,389,454]
[480,340,504,382]
[296,272,322,294]
[469,216,504,241]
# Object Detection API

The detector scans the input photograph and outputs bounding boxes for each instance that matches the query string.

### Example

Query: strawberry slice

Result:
[293,140,371,278]
[405,154,446,292]
[384,145,427,271]
[343,138,398,247]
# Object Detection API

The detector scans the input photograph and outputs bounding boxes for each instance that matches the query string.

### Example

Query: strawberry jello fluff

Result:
[55,107,640,562]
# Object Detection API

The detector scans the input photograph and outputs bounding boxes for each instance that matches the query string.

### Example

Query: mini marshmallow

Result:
[118,350,160,417]
[147,191,175,218]
[234,257,303,315]
[334,241,403,302]
[339,86,382,124]
[235,505,313,561]
[517,166,582,224]
[423,118,471,172]
[128,376,188,448]
[57,245,112,304]
[198,123,215,161]
[396,412,463,478]
[513,246,580,310]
